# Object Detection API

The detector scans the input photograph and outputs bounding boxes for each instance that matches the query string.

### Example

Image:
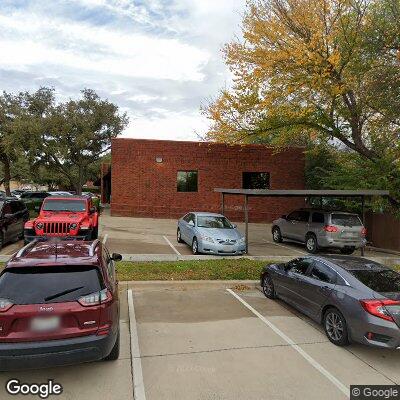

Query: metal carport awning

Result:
[214,189,391,256]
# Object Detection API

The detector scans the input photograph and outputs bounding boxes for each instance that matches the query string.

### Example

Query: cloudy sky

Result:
[0,0,245,140]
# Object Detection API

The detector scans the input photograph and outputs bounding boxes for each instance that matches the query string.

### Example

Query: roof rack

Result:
[15,239,41,258]
[89,239,100,256]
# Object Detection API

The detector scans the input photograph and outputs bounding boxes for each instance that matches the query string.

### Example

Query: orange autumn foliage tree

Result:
[203,0,400,173]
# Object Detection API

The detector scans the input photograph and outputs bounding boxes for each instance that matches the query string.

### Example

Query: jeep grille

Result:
[43,222,72,235]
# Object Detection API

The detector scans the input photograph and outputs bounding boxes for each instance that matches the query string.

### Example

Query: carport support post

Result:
[361,196,365,256]
[244,195,249,254]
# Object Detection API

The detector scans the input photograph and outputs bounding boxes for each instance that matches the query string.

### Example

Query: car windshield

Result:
[331,214,362,227]
[350,269,400,293]
[197,216,234,229]
[42,199,86,212]
[0,266,103,304]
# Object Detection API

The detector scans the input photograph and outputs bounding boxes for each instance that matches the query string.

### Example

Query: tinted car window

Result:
[287,258,313,275]
[312,212,325,223]
[331,214,362,226]
[2,203,12,215]
[350,269,400,293]
[287,211,309,222]
[309,261,336,284]
[10,201,21,214]
[183,214,191,223]
[0,266,103,304]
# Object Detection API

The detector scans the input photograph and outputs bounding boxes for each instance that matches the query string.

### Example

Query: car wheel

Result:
[323,308,349,346]
[0,233,4,249]
[272,226,283,243]
[305,234,318,253]
[177,228,183,243]
[340,247,355,255]
[104,331,120,361]
[192,237,199,255]
[262,274,276,299]
[91,226,99,240]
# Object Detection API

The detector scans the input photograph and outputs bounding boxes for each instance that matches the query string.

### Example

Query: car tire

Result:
[262,274,277,299]
[0,232,4,249]
[323,308,349,347]
[340,247,355,255]
[272,226,283,243]
[305,233,318,253]
[104,331,120,361]
[192,237,199,255]
[177,228,183,243]
[92,226,99,240]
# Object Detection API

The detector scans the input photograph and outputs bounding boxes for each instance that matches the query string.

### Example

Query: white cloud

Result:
[0,0,245,140]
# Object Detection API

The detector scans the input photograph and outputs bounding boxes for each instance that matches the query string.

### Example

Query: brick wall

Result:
[110,138,305,222]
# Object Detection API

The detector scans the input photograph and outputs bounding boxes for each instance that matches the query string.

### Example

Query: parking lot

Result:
[2,283,400,399]
[0,212,400,399]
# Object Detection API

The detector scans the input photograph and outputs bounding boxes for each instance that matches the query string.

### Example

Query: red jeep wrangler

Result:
[24,196,99,243]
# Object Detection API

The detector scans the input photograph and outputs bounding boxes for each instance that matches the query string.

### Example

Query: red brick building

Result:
[104,138,305,222]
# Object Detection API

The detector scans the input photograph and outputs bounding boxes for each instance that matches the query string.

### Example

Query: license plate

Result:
[341,232,357,238]
[30,316,60,332]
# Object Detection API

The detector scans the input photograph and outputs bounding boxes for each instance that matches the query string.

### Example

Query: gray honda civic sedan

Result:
[177,212,246,255]
[260,256,400,348]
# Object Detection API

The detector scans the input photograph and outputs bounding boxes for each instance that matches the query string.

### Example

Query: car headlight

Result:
[70,223,78,230]
[201,236,214,243]
[238,237,245,244]
[36,222,44,230]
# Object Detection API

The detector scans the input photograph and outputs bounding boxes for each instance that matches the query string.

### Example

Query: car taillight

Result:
[78,289,112,307]
[324,225,339,233]
[360,299,400,322]
[0,298,13,312]
[361,227,367,237]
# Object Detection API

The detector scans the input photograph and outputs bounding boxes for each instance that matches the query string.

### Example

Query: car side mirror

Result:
[188,220,195,227]
[281,215,287,220]
[90,206,96,214]
[111,253,122,261]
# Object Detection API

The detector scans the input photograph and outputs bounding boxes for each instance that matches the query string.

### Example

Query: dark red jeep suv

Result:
[0,239,121,370]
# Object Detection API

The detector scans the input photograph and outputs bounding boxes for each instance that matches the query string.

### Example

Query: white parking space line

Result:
[128,289,147,400]
[226,289,349,398]
[163,235,181,255]
[102,233,108,245]
[263,239,306,255]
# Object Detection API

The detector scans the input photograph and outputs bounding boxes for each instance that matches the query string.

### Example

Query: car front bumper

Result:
[198,240,246,255]
[24,231,93,243]
[0,332,117,371]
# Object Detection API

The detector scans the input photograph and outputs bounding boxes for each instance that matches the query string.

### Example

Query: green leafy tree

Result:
[24,88,128,194]
[203,0,400,204]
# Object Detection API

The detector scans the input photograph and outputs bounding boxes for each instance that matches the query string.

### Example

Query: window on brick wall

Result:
[177,171,198,192]
[242,172,270,189]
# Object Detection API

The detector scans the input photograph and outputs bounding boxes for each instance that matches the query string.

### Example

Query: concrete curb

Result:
[0,253,399,266]
[125,279,259,290]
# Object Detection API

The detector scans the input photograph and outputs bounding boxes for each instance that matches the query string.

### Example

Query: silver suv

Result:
[272,209,367,254]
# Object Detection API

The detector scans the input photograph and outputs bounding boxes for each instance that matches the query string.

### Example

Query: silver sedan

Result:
[177,212,246,255]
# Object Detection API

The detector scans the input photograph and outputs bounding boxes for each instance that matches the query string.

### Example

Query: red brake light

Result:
[0,299,13,312]
[78,289,112,307]
[323,225,339,233]
[361,227,367,237]
[360,299,400,322]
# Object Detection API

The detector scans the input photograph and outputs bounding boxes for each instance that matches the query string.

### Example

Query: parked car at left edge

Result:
[24,195,99,243]
[177,212,246,255]
[0,198,29,248]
